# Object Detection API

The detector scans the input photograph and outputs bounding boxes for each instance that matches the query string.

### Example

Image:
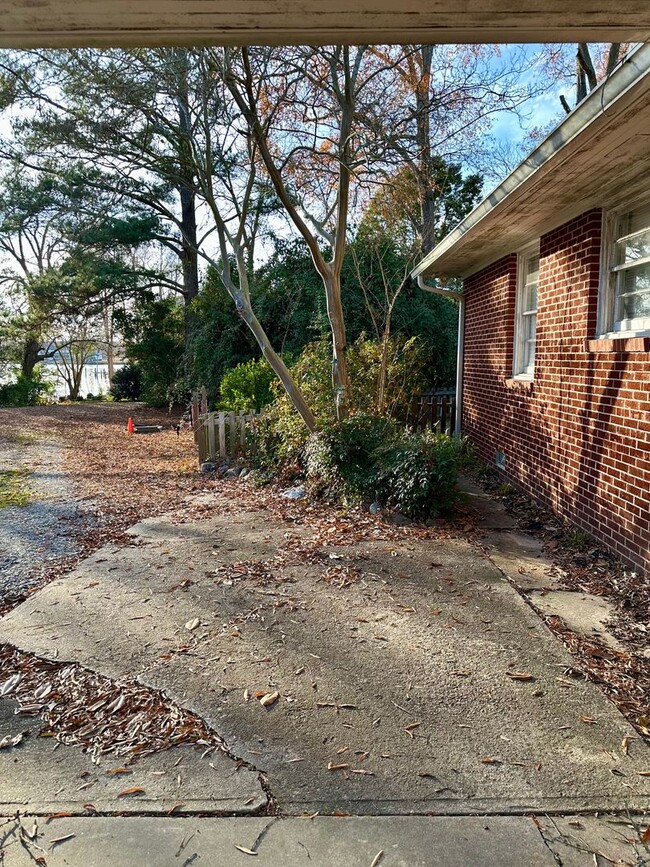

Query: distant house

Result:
[413,44,650,577]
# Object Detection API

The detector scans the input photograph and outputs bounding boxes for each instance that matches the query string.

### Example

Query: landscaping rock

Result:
[199,461,217,474]
[224,468,241,480]
[388,511,412,526]
[369,502,381,514]
[282,485,306,500]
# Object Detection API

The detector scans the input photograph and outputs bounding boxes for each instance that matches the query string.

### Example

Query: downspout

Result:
[416,276,464,438]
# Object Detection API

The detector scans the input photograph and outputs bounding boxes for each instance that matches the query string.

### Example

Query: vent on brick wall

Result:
[495,451,506,470]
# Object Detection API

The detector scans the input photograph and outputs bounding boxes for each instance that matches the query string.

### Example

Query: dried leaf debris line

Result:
[0,645,227,764]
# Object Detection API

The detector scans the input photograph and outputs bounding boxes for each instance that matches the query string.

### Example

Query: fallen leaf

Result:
[450,669,472,676]
[331,810,350,816]
[638,771,650,776]
[327,762,349,771]
[404,722,420,738]
[641,827,650,844]
[371,851,384,867]
[579,715,597,725]
[506,672,535,682]
[350,769,374,775]
[117,787,145,798]
[0,673,21,696]
[105,768,131,776]
[185,618,200,631]
[234,844,257,856]
[259,690,279,708]
[480,757,501,765]
[0,733,25,749]
[50,834,76,847]
[46,813,72,823]
[621,735,636,756]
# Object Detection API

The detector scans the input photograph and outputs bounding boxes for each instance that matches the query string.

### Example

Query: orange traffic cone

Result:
[127,417,135,435]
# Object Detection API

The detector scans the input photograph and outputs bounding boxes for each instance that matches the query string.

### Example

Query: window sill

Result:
[504,377,534,392]
[585,336,650,353]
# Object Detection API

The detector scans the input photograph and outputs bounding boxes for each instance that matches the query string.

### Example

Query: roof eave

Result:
[411,42,650,281]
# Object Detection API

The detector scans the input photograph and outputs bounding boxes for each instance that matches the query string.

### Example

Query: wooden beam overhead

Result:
[0,0,649,48]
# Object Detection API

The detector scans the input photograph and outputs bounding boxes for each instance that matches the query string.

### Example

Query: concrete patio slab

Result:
[0,502,648,817]
[482,530,559,592]
[2,814,647,867]
[0,698,265,816]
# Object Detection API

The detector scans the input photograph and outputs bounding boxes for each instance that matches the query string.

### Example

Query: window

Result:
[601,201,650,336]
[513,245,539,378]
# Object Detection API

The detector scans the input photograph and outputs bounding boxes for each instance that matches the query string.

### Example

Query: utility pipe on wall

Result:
[416,276,464,438]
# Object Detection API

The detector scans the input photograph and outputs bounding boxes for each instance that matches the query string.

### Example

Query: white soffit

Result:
[413,43,650,280]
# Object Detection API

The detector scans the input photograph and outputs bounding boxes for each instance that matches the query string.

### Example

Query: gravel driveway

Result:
[0,432,82,601]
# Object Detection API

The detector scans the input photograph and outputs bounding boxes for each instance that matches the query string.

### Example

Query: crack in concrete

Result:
[532,818,564,867]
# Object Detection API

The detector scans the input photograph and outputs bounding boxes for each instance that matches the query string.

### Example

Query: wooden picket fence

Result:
[411,388,456,435]
[195,409,259,464]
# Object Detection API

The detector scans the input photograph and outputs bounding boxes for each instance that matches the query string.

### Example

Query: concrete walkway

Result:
[1,815,648,866]
[0,484,648,863]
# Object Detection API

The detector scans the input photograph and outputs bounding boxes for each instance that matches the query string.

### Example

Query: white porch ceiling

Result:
[0,0,649,48]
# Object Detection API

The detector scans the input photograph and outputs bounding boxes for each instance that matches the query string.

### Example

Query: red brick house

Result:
[413,44,650,577]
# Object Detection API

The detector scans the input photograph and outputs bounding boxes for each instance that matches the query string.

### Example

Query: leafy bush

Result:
[305,414,397,500]
[304,414,461,517]
[0,371,53,407]
[110,362,142,401]
[377,429,462,518]
[219,358,275,412]
[249,335,428,478]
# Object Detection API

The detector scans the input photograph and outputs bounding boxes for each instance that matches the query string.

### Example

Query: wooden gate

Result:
[412,388,456,434]
[195,410,258,464]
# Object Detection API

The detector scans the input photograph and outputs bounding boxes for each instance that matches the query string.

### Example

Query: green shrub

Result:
[219,358,275,412]
[249,335,428,478]
[110,362,142,401]
[305,414,397,500]
[304,415,461,518]
[377,429,462,518]
[0,371,53,407]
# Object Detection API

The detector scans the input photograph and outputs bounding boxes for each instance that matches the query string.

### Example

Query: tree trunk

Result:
[179,183,199,311]
[21,336,41,380]
[237,301,317,432]
[103,307,115,381]
[175,48,200,341]
[323,268,350,421]
[419,180,439,256]
[414,46,437,256]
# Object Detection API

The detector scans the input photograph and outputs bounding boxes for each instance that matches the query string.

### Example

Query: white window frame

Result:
[513,242,540,379]
[599,198,650,338]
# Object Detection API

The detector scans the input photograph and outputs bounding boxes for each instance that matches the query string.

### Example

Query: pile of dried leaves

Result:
[544,618,650,742]
[0,645,225,763]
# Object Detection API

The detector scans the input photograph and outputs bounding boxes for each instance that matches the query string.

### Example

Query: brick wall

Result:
[463,209,650,576]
